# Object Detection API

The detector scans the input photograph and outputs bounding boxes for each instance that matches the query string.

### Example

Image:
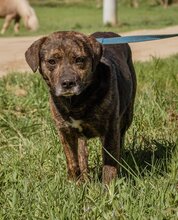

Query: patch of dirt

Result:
[0,36,40,77]
[0,26,178,77]
[123,25,178,62]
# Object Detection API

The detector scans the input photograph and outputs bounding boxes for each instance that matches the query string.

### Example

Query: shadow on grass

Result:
[88,138,176,182]
[121,139,176,178]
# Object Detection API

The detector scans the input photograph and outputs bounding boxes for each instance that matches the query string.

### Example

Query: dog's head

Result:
[25,31,102,97]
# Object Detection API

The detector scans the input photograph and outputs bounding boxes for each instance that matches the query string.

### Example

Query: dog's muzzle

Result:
[61,78,76,90]
[55,77,82,97]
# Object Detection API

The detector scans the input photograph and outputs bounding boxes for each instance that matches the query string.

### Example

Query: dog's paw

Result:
[102,165,118,185]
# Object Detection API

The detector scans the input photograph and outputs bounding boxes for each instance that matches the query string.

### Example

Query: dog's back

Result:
[91,32,136,131]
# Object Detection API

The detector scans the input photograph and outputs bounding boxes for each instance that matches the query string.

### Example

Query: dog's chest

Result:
[63,114,104,138]
[52,96,109,138]
[67,117,83,132]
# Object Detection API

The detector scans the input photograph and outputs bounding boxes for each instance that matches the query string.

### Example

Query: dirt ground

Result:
[0,25,178,77]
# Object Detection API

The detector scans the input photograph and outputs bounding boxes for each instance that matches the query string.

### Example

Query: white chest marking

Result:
[68,117,83,132]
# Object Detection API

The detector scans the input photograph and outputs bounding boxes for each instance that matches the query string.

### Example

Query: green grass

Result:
[0,2,178,36]
[0,53,178,219]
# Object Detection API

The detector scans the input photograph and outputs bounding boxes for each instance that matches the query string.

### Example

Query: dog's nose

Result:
[61,79,76,89]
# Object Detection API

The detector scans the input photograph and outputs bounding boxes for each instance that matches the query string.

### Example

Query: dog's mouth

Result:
[61,91,80,97]
[54,78,92,97]
[55,84,84,97]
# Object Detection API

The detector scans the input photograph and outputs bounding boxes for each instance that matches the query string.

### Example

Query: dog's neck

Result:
[51,77,99,109]
[51,66,111,119]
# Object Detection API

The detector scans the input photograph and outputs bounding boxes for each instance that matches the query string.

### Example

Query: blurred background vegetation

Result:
[29,0,178,7]
[1,0,178,36]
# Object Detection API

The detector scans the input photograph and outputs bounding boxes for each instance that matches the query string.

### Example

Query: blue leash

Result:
[96,33,178,45]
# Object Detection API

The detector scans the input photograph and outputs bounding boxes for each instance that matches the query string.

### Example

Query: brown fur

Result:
[25,31,137,184]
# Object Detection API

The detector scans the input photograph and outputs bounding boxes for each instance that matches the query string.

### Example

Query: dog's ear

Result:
[25,37,46,72]
[88,36,103,71]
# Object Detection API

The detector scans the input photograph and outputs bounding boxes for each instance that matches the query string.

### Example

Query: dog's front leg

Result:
[59,129,81,181]
[78,138,89,181]
[101,125,120,185]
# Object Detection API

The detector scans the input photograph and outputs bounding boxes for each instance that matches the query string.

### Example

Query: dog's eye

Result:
[75,57,86,64]
[47,59,56,65]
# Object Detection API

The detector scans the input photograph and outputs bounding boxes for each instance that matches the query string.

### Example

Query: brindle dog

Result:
[25,31,136,184]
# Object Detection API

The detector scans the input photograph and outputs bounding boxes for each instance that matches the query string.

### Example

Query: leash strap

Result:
[96,33,178,45]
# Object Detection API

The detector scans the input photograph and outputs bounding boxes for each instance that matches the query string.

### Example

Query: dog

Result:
[25,31,136,184]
